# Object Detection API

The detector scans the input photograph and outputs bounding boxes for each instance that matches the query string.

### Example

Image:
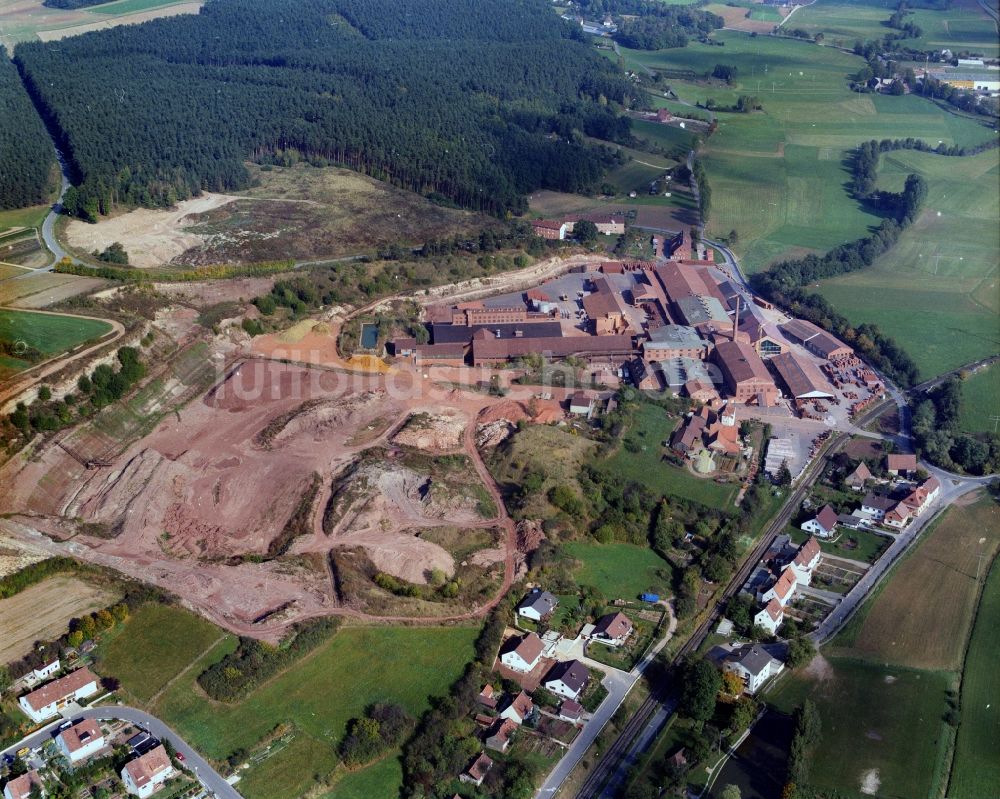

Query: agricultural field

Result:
[817,148,999,379]
[771,493,1000,798]
[95,602,225,703]
[0,0,203,50]
[0,308,112,374]
[563,540,674,601]
[790,0,999,57]
[616,31,995,273]
[608,402,740,507]
[0,574,119,662]
[0,271,106,309]
[958,363,1000,434]
[152,625,477,799]
[948,557,1000,798]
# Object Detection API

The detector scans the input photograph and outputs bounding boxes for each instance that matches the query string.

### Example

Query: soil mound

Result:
[392,409,467,453]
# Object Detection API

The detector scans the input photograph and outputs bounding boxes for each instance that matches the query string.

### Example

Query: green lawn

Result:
[769,658,954,799]
[958,363,1000,434]
[321,755,403,799]
[0,308,112,358]
[91,0,197,15]
[619,31,995,274]
[949,557,1000,798]
[564,540,673,601]
[95,603,224,704]
[789,526,890,564]
[608,403,739,507]
[0,205,49,234]
[817,148,999,379]
[153,625,477,799]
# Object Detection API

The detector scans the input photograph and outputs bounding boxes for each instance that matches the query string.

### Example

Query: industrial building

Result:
[713,340,779,406]
[779,319,853,360]
[770,351,835,400]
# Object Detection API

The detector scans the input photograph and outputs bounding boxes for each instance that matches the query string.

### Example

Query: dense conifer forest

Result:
[0,57,53,210]
[14,0,635,219]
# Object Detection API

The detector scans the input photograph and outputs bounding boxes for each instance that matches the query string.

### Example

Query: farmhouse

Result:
[543,659,590,700]
[887,453,918,476]
[517,588,559,622]
[754,599,784,635]
[460,753,493,786]
[18,667,99,723]
[770,351,834,400]
[713,340,779,406]
[801,504,838,538]
[722,644,784,694]
[56,718,105,763]
[3,771,45,799]
[499,691,535,725]
[121,745,174,798]
[591,612,633,646]
[499,633,544,673]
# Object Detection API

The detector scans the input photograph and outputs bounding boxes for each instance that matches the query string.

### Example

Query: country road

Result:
[0,705,243,799]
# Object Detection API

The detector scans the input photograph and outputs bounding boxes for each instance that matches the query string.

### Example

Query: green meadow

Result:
[958,363,1000,434]
[0,308,112,365]
[817,148,999,378]
[563,541,674,600]
[617,31,995,273]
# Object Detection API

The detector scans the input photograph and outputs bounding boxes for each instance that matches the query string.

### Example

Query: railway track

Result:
[574,432,848,799]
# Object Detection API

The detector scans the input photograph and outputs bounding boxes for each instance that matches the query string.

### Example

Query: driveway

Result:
[1,704,243,799]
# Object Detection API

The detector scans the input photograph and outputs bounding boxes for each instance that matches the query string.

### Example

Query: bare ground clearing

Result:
[0,574,118,662]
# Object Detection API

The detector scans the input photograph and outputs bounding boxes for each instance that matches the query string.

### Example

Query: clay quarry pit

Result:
[0,358,539,639]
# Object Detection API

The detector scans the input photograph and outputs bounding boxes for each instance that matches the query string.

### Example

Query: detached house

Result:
[754,599,784,635]
[722,644,784,694]
[31,658,60,683]
[460,753,493,786]
[499,633,544,673]
[121,745,174,798]
[18,667,99,723]
[591,612,633,647]
[861,493,896,522]
[544,659,590,700]
[801,504,838,538]
[56,718,105,764]
[788,537,821,586]
[499,691,535,725]
[517,589,559,622]
[901,476,941,516]
[3,771,45,799]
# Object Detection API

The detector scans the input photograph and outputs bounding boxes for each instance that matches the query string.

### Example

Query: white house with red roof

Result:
[901,476,941,516]
[754,599,784,635]
[499,691,535,725]
[499,633,544,673]
[18,668,99,723]
[3,770,45,799]
[121,745,174,798]
[760,568,797,607]
[590,612,633,647]
[56,718,105,763]
[801,504,838,538]
[788,537,821,586]
[884,503,911,529]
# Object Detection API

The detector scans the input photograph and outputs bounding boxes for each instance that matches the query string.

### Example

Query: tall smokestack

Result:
[733,295,740,342]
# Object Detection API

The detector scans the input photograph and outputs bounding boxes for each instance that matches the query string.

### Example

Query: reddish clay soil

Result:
[0,357,573,639]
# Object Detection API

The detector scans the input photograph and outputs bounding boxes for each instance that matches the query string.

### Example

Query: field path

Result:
[146,631,227,707]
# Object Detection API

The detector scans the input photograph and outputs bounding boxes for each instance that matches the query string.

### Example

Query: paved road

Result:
[1,705,243,799]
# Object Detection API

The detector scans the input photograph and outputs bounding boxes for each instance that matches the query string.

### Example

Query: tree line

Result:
[0,56,53,210]
[14,0,635,220]
[912,377,1000,474]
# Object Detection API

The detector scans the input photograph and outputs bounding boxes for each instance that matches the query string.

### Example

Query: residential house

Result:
[884,504,911,529]
[801,505,838,538]
[558,699,584,724]
[3,771,44,799]
[56,718,105,764]
[760,568,796,608]
[460,753,493,786]
[121,745,174,798]
[499,691,535,725]
[887,453,918,477]
[754,599,784,635]
[844,462,873,491]
[543,659,590,700]
[531,220,570,240]
[485,718,518,753]
[517,589,559,622]
[590,612,633,647]
[901,476,941,516]
[861,493,897,522]
[476,684,498,709]
[31,659,60,683]
[18,667,99,723]
[499,633,544,673]
[788,537,821,586]
[569,392,594,416]
[723,644,784,694]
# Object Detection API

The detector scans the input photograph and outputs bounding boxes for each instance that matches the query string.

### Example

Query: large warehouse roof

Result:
[770,351,835,399]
